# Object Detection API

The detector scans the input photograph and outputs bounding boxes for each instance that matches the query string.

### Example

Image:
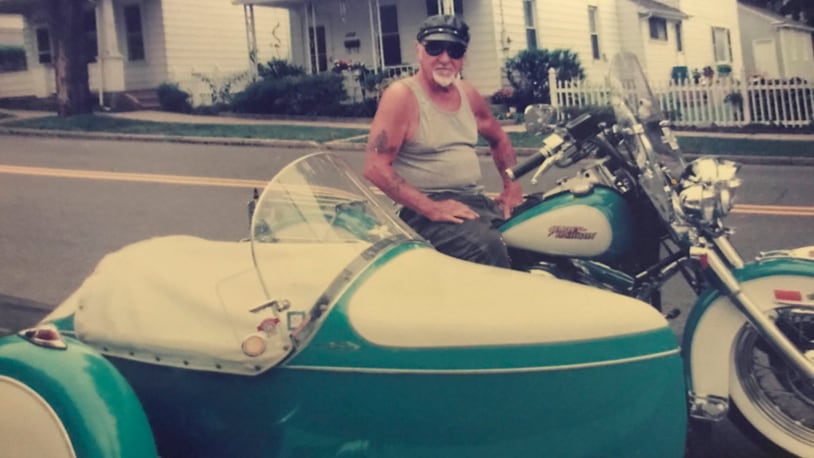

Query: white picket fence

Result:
[548,69,814,128]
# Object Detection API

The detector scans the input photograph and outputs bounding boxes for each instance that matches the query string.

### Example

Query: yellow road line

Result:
[2,164,813,217]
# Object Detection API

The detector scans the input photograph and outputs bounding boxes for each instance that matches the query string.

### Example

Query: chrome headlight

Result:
[678,158,741,224]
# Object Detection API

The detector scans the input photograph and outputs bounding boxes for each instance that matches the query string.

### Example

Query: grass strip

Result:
[3,114,369,142]
[675,136,814,158]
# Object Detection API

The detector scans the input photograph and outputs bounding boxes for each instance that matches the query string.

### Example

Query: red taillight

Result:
[697,253,709,270]
[774,290,803,302]
[32,328,60,341]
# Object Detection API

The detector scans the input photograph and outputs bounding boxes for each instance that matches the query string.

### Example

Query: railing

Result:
[549,69,814,128]
[344,64,416,102]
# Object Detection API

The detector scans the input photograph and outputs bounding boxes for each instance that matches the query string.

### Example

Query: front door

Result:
[753,39,780,79]
[379,5,401,66]
[309,25,328,73]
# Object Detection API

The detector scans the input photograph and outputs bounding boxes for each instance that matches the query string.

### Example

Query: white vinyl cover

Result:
[61,235,364,375]
[348,248,670,348]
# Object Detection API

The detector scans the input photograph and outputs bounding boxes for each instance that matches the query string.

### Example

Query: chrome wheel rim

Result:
[733,310,814,446]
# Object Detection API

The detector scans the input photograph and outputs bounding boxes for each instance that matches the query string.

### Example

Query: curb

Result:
[1,126,812,166]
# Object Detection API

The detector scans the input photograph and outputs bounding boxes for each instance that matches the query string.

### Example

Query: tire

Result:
[729,311,814,458]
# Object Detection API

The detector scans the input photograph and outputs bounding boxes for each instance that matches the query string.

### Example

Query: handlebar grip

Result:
[506,152,546,181]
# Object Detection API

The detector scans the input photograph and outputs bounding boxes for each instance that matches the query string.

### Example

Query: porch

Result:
[235,0,460,75]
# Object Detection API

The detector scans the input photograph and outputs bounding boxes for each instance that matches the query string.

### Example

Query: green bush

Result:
[157,82,192,113]
[258,59,305,79]
[0,45,26,72]
[231,73,347,116]
[504,49,585,110]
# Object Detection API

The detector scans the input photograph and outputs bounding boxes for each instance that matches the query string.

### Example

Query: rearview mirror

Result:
[523,104,557,136]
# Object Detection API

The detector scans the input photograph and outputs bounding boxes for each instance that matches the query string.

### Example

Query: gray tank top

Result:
[393,78,481,194]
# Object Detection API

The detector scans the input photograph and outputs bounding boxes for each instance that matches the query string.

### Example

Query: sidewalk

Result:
[0,108,528,132]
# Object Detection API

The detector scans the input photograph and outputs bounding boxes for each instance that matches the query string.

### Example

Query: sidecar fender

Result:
[0,333,157,458]
[682,252,814,402]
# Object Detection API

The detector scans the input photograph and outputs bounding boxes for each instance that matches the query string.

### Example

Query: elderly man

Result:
[363,14,522,267]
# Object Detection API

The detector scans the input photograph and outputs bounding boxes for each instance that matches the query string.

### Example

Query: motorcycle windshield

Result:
[607,52,685,178]
[250,152,419,296]
[607,53,684,222]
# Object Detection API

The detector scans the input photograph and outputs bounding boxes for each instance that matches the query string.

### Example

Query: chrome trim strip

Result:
[283,348,681,375]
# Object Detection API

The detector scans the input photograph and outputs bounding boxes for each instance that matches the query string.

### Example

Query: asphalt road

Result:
[0,135,812,457]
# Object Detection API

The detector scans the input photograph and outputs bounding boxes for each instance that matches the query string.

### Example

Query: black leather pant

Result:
[399,192,511,268]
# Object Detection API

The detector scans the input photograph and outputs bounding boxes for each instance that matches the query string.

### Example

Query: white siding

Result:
[534,0,618,81]
[485,0,525,91]
[779,28,814,80]
[121,0,166,90]
[0,70,33,97]
[160,0,288,95]
[679,0,743,79]
[462,0,501,93]
[640,18,685,82]
[738,5,775,77]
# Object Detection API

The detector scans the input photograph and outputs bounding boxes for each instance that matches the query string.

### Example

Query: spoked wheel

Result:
[731,308,814,457]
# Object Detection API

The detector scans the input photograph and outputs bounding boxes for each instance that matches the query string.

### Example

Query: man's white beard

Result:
[432,70,456,88]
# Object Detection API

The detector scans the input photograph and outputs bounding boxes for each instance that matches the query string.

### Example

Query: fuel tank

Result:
[500,186,633,263]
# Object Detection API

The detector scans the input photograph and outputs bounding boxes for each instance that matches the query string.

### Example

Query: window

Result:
[649,17,667,41]
[426,0,463,16]
[380,5,402,66]
[711,27,732,62]
[124,5,145,61]
[524,0,537,49]
[675,22,683,52]
[35,28,51,64]
[588,6,600,60]
[84,9,98,63]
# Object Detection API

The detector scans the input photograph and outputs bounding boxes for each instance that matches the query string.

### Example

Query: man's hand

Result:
[495,181,524,219]
[423,199,479,223]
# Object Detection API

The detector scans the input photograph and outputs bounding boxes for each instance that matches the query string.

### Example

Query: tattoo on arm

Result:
[373,130,395,155]
[381,174,406,196]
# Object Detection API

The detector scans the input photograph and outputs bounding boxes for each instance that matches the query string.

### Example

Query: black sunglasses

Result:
[422,41,466,59]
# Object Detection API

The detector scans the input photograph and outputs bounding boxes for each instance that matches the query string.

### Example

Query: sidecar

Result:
[0,153,687,457]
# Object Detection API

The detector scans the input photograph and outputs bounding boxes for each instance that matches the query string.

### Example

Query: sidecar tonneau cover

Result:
[55,235,368,375]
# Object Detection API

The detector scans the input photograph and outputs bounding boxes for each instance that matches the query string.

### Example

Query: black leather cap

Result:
[416,15,470,45]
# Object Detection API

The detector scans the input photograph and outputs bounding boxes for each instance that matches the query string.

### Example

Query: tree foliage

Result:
[504,49,585,108]
[739,0,814,28]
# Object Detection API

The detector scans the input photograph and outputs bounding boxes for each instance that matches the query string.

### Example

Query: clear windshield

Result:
[607,52,685,223]
[250,152,419,294]
[607,52,685,177]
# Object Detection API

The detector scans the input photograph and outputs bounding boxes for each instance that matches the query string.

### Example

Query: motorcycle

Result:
[0,153,686,452]
[500,52,814,456]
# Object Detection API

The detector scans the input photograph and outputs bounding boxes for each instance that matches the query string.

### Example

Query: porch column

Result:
[244,4,258,81]
[96,0,125,92]
[367,0,379,70]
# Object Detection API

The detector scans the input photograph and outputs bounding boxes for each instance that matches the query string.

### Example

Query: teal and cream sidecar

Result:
[0,153,687,457]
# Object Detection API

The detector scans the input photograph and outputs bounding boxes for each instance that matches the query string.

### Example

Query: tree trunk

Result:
[47,0,92,116]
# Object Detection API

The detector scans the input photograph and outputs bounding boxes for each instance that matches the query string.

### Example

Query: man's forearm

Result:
[364,163,435,215]
[490,135,517,184]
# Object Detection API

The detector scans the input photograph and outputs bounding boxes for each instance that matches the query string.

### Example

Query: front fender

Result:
[0,333,157,458]
[682,254,814,399]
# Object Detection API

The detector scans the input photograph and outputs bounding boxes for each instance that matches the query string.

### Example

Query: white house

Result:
[0,14,23,45]
[240,0,744,94]
[0,0,289,107]
[0,0,746,107]
[737,2,814,80]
